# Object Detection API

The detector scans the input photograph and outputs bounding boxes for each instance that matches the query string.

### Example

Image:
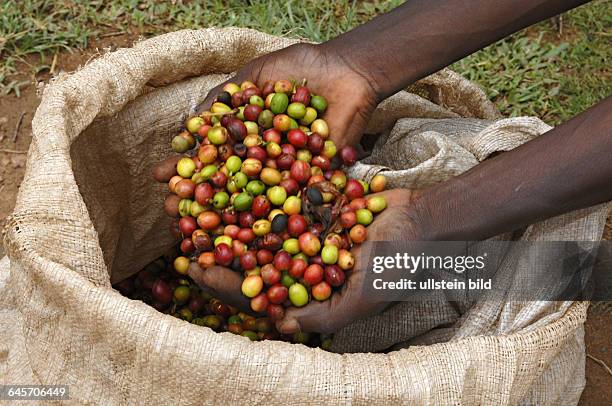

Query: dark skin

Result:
[156,0,611,334]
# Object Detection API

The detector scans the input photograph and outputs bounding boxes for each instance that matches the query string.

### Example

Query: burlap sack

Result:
[1,28,608,405]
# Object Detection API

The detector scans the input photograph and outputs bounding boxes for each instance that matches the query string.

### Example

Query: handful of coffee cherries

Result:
[163,79,387,322]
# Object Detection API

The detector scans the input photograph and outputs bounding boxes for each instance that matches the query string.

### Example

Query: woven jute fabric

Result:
[0,28,608,405]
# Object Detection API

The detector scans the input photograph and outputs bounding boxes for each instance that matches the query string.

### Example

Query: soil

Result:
[0,35,609,403]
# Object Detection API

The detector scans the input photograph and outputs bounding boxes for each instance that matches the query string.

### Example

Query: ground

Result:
[1,1,610,403]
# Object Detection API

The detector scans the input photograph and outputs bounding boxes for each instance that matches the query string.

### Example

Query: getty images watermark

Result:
[370,251,491,291]
[361,241,611,301]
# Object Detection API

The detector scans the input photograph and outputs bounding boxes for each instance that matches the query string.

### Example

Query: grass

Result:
[0,0,610,124]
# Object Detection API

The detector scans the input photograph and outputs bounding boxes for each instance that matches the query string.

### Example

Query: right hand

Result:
[198,43,379,149]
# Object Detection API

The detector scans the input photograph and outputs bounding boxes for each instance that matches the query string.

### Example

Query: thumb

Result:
[187,263,251,311]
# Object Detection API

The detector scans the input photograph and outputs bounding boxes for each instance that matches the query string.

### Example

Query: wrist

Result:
[317,40,388,103]
[409,181,476,241]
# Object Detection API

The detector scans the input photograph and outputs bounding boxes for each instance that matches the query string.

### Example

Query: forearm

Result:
[418,96,612,241]
[325,0,589,100]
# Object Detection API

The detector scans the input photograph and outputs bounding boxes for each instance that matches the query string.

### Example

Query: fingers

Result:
[276,299,334,334]
[187,264,251,312]
[152,155,181,183]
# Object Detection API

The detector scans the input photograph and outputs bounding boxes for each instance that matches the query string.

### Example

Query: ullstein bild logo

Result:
[371,252,487,274]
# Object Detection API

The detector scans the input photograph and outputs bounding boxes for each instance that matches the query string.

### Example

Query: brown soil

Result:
[0,35,610,404]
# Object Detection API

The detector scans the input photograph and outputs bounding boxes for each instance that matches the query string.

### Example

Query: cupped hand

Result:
[186,188,425,334]
[198,43,379,149]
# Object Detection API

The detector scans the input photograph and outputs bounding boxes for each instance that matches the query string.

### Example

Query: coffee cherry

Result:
[304,264,324,285]
[251,195,271,218]
[298,232,321,256]
[273,114,291,132]
[178,217,197,237]
[356,208,374,226]
[186,116,204,133]
[152,279,173,305]
[325,265,345,287]
[223,82,241,95]
[296,149,312,163]
[288,283,309,307]
[244,104,263,121]
[310,95,328,113]
[266,283,289,305]
[261,263,281,285]
[262,81,275,97]
[190,201,206,217]
[214,243,233,267]
[257,249,274,265]
[367,196,387,213]
[287,129,308,148]
[344,179,365,200]
[311,155,331,171]
[306,187,323,205]
[339,146,358,166]
[271,213,288,233]
[227,118,247,141]
[177,157,196,178]
[280,196,299,215]
[207,127,228,145]
[292,86,311,104]
[232,91,244,108]
[237,228,256,244]
[279,178,299,196]
[214,235,232,248]
[232,192,252,212]
[321,245,339,265]
[276,153,295,171]
[198,252,216,269]
[250,95,265,108]
[273,250,292,272]
[349,224,368,243]
[242,275,264,298]
[270,93,289,114]
[174,285,191,303]
[274,80,293,94]
[253,219,272,237]
[197,211,222,230]
[282,238,300,255]
[261,233,283,251]
[244,122,259,136]
[260,167,282,186]
[312,281,332,301]
[216,91,232,106]
[241,158,262,177]
[290,160,310,184]
[266,186,287,206]
[242,87,261,102]
[286,102,306,119]
[240,251,258,271]
[250,293,269,313]
[288,214,308,237]
[171,135,190,153]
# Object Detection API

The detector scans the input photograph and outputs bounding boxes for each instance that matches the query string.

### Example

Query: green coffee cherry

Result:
[270,93,289,114]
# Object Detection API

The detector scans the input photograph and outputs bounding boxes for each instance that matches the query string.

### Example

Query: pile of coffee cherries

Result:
[163,79,387,321]
[113,253,330,346]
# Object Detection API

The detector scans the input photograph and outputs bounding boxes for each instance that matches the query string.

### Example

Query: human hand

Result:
[198,43,379,149]
[186,188,426,334]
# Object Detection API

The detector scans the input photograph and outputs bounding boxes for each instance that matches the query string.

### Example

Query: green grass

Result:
[452,1,611,124]
[1,0,609,124]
